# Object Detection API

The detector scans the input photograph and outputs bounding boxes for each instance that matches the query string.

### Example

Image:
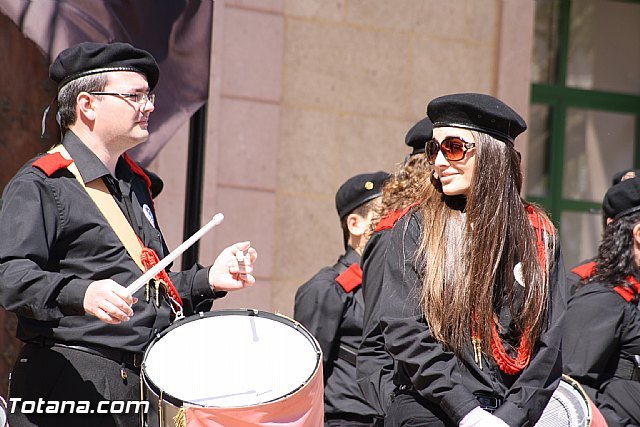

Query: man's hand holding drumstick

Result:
[208,241,258,292]
[83,214,258,324]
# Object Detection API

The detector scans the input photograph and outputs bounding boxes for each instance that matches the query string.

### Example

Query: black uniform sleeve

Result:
[0,171,92,319]
[493,241,565,425]
[294,268,348,365]
[380,214,480,423]
[168,265,221,308]
[357,230,395,415]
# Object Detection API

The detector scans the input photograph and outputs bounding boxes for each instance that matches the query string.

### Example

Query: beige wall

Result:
[151,0,535,317]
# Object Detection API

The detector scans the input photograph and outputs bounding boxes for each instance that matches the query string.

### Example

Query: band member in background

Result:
[381,93,565,427]
[0,42,257,427]
[357,117,433,417]
[563,177,640,426]
[295,171,389,427]
[568,170,640,296]
[612,168,640,186]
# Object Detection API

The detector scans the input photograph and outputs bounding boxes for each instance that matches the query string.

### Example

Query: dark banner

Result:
[0,0,213,165]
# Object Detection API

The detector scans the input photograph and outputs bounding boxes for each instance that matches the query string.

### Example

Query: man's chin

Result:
[130,131,150,146]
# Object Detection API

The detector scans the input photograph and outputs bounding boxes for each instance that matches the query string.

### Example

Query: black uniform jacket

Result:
[566,258,595,297]
[563,282,640,427]
[294,247,377,418]
[380,211,566,427]
[0,132,221,353]
[357,223,398,415]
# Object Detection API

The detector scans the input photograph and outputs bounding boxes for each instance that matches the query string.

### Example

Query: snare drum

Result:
[142,309,323,427]
[537,375,607,427]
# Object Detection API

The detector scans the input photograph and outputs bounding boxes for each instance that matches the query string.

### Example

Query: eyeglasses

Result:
[426,136,476,165]
[88,91,155,105]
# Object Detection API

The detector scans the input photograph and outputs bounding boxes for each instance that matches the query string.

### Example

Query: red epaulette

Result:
[526,205,555,236]
[32,152,73,177]
[526,205,557,269]
[614,277,640,303]
[335,263,363,293]
[614,285,635,303]
[571,261,596,280]
[375,202,419,232]
[123,153,153,193]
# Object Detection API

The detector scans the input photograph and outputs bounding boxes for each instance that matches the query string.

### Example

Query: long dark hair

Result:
[417,131,554,356]
[589,211,640,302]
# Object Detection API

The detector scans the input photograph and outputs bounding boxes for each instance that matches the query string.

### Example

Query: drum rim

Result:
[559,374,592,421]
[538,374,592,426]
[142,309,322,408]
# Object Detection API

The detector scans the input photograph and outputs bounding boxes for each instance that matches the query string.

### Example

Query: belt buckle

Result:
[474,393,502,413]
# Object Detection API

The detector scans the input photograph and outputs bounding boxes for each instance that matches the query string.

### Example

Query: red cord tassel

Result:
[140,247,183,311]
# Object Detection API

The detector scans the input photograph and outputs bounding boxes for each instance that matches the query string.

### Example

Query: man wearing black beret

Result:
[0,42,257,426]
[562,176,640,426]
[294,171,388,427]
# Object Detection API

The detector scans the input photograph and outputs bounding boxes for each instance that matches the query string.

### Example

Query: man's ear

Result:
[346,213,367,237]
[76,92,96,121]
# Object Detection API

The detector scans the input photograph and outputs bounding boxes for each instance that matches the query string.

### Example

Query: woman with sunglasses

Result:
[380,93,566,427]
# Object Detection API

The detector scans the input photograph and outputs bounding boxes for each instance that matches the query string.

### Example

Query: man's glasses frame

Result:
[88,91,155,105]
[426,136,476,165]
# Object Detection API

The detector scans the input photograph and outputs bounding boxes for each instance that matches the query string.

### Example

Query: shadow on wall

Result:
[0,12,57,398]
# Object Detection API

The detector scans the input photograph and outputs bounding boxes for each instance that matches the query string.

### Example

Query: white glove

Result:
[459,407,510,427]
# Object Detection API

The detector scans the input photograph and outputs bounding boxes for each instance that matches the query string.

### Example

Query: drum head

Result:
[537,376,591,427]
[143,310,320,408]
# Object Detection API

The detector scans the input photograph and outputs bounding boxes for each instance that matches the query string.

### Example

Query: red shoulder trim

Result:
[614,276,640,303]
[526,205,556,269]
[375,202,419,232]
[32,152,73,177]
[335,263,363,293]
[526,205,555,236]
[123,153,153,192]
[614,285,635,303]
[571,262,596,280]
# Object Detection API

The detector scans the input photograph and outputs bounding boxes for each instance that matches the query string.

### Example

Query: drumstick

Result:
[126,213,225,295]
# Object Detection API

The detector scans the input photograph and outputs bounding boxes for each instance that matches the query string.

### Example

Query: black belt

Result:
[615,355,640,381]
[325,413,382,425]
[28,340,143,370]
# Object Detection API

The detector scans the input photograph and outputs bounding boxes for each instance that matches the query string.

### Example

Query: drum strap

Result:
[614,355,640,381]
[45,145,183,313]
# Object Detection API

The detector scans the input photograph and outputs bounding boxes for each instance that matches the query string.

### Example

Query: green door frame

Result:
[528,0,640,233]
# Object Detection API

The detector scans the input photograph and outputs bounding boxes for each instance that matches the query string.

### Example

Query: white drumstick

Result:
[126,213,225,295]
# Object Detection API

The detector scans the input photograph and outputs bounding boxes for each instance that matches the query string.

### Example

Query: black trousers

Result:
[384,391,453,427]
[8,344,142,427]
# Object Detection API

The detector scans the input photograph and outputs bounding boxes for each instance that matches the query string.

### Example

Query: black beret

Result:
[50,42,159,90]
[335,171,389,219]
[603,177,640,221]
[405,117,433,155]
[611,168,640,186]
[427,93,526,145]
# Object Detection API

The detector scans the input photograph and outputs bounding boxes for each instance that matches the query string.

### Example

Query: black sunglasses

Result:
[426,136,476,165]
